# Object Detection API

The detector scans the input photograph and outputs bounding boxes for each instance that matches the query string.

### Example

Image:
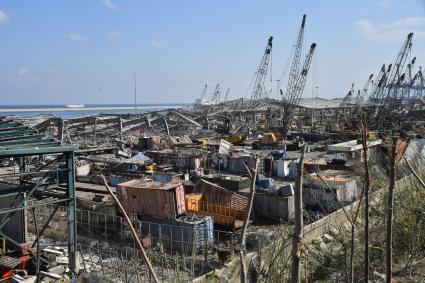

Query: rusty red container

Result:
[117,180,186,219]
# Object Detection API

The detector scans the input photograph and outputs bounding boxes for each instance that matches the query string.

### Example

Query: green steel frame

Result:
[0,117,77,275]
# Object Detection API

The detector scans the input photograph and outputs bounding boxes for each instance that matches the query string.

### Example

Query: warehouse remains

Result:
[0,14,424,283]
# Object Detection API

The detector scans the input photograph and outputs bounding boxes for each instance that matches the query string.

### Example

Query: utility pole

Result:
[240,157,259,283]
[291,145,306,283]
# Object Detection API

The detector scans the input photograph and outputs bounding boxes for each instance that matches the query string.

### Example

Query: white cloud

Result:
[149,40,168,48]
[355,17,425,42]
[0,10,10,24]
[380,0,390,7]
[17,68,30,78]
[150,40,162,48]
[106,31,120,39]
[66,33,87,43]
[101,0,118,11]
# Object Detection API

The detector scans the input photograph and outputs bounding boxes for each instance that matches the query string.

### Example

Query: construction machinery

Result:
[251,132,283,149]
[374,32,413,129]
[226,134,247,145]
[281,43,317,133]
[250,37,273,102]
[340,82,355,107]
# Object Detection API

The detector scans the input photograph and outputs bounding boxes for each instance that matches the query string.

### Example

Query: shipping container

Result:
[216,176,250,192]
[117,180,186,219]
[185,193,246,228]
[139,215,214,254]
[153,172,181,183]
[193,179,248,210]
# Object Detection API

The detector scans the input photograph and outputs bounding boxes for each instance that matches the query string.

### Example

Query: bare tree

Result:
[100,175,160,283]
[386,136,397,282]
[291,145,306,283]
[240,157,259,283]
[361,117,370,282]
[349,184,365,283]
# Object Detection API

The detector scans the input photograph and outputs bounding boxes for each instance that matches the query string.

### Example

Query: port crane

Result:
[341,83,355,107]
[200,84,208,101]
[250,36,273,102]
[281,43,317,133]
[224,88,230,101]
[211,84,221,104]
[283,14,306,104]
[356,74,374,105]
[374,32,413,129]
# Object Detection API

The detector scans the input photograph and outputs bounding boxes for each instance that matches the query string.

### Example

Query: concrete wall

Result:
[303,179,361,211]
[303,171,421,241]
[253,193,295,222]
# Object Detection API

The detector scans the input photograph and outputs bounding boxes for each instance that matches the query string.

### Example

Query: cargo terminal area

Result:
[0,17,424,283]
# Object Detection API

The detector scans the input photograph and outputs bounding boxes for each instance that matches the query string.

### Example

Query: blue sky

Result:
[0,0,424,105]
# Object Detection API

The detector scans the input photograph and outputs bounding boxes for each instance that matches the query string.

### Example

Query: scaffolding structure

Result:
[0,117,77,276]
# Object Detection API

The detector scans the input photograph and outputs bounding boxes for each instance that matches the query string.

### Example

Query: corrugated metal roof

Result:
[295,98,346,109]
[0,117,75,157]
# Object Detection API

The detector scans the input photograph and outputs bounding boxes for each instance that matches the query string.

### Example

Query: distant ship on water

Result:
[65,104,85,108]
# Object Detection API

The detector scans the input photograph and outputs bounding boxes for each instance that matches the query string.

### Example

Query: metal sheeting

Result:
[117,180,186,219]
[193,179,248,211]
[185,194,246,228]
[139,215,214,254]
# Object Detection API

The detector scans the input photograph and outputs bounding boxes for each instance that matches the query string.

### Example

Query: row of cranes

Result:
[196,84,231,106]
[341,32,425,131]
[196,14,317,137]
[197,16,424,138]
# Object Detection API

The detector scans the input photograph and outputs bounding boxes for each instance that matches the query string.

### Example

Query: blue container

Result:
[109,175,130,187]
[256,174,274,189]
[139,215,214,254]
[270,150,287,159]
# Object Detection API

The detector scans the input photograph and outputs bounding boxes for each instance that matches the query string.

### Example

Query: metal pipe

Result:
[32,208,40,282]
[100,175,160,283]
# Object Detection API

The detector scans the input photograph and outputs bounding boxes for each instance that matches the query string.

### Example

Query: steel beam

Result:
[0,126,28,132]
[0,137,53,146]
[0,130,36,138]
[0,198,70,215]
[0,168,67,179]
[0,134,45,143]
[66,152,77,274]
[0,141,60,150]
[0,146,76,157]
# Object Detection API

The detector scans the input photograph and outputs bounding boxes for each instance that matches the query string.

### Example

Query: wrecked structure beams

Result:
[0,117,78,276]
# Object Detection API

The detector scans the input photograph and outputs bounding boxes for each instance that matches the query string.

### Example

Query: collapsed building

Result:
[0,16,424,283]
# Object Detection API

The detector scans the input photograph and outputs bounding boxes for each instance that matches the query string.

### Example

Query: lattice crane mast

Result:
[250,36,273,101]
[282,43,317,132]
[341,82,355,107]
[224,88,230,101]
[200,84,208,101]
[375,33,413,128]
[418,67,425,98]
[211,84,221,103]
[355,74,374,105]
[283,14,306,103]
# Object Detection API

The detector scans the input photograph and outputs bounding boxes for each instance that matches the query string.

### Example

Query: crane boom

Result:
[375,32,413,128]
[341,82,355,107]
[200,84,208,100]
[283,14,306,102]
[282,43,317,132]
[359,74,374,103]
[250,36,273,101]
[211,84,221,103]
[224,88,230,101]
